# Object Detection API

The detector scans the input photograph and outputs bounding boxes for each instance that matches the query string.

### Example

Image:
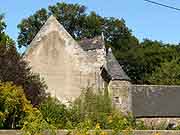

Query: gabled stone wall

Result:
[25,16,107,103]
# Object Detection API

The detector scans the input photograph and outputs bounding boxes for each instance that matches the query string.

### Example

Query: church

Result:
[24,15,130,103]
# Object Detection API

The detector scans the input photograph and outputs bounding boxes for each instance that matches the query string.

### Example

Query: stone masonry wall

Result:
[111,83,180,117]
[2,130,180,135]
[25,16,106,103]
[131,85,180,117]
[110,83,180,126]
[108,80,132,114]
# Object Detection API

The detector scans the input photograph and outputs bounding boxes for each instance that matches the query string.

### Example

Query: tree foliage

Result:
[0,82,55,135]
[17,3,135,49]
[0,14,14,46]
[0,41,47,105]
[0,82,29,129]
[0,14,6,33]
[0,15,47,105]
[119,39,180,84]
[146,58,180,85]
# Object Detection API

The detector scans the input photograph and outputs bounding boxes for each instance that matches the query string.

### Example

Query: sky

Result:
[1,0,180,45]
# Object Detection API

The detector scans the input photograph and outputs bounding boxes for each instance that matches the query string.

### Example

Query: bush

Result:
[0,81,55,135]
[38,87,148,134]
[21,108,56,135]
[0,81,31,129]
[39,97,68,129]
[70,88,146,132]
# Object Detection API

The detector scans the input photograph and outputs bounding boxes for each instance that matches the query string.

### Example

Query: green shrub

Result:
[21,108,56,135]
[70,87,138,131]
[0,81,55,134]
[39,97,68,129]
[69,88,111,128]
[0,81,31,129]
[38,87,146,133]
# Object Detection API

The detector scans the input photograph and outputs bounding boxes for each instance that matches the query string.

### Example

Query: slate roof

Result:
[105,49,130,81]
[78,36,104,51]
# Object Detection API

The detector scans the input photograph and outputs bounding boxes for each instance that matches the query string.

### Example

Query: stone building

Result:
[24,15,130,104]
[24,16,180,126]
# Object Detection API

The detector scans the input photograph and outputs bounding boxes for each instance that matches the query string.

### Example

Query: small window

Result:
[114,97,119,103]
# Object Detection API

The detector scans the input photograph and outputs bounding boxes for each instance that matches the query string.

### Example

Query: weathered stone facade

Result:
[131,85,180,117]
[137,118,180,129]
[108,80,131,114]
[24,15,128,103]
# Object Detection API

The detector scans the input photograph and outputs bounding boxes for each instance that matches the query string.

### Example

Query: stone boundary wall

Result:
[111,83,180,117]
[130,85,180,117]
[2,130,180,135]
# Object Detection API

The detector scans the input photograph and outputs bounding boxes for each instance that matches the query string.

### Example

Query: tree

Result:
[118,39,179,84]
[17,8,49,48]
[0,15,47,105]
[0,14,6,33]
[49,3,87,40]
[0,82,55,135]
[17,2,135,49]
[0,14,14,46]
[146,58,180,85]
[0,42,47,105]
[0,81,33,129]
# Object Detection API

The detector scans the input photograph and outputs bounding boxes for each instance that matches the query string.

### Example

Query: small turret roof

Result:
[105,49,130,81]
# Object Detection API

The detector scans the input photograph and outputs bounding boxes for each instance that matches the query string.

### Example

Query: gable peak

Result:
[47,15,59,24]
